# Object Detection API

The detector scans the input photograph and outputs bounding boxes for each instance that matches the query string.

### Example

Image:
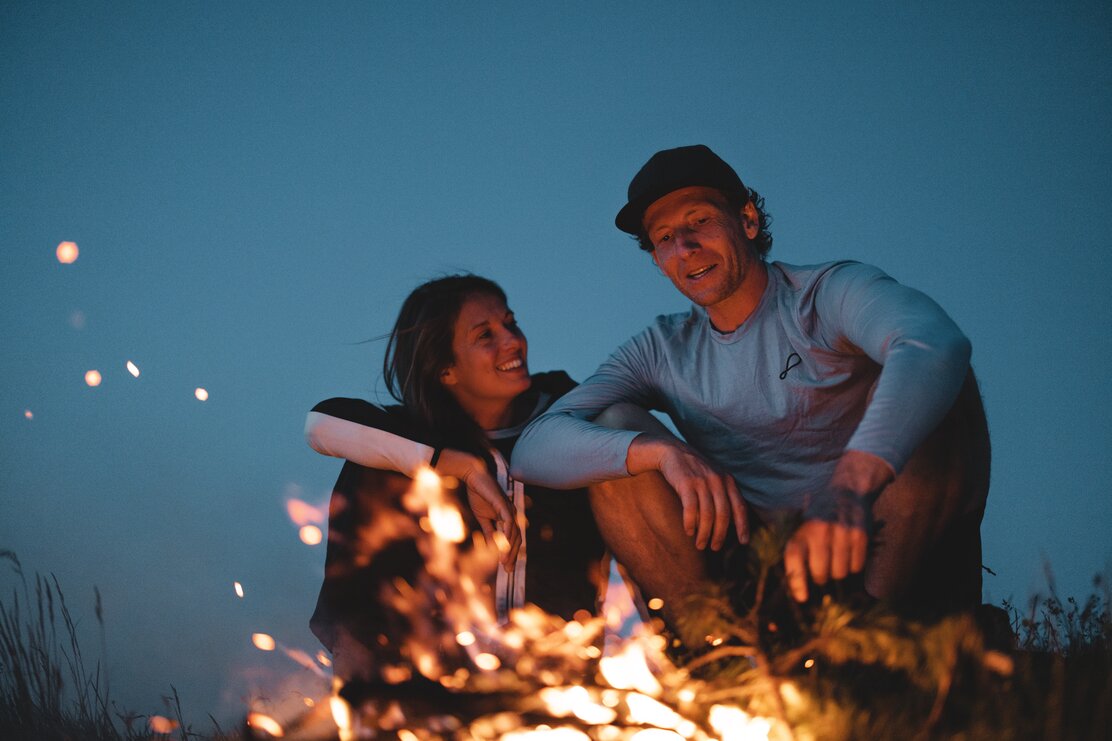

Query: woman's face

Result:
[440,292,531,424]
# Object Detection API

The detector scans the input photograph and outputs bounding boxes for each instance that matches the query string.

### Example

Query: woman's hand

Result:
[435,449,522,569]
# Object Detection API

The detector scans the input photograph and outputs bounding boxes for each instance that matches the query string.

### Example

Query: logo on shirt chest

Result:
[779,352,803,380]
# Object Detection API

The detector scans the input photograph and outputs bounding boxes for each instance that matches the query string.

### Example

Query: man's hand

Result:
[784,450,895,602]
[434,449,522,569]
[626,434,748,550]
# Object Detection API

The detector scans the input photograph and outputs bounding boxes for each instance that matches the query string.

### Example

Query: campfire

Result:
[248,468,785,740]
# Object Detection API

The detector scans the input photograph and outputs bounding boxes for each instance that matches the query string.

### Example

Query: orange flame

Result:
[194,387,209,401]
[246,711,284,737]
[330,691,352,741]
[598,643,661,697]
[56,241,79,264]
[708,705,772,740]
[126,360,140,378]
[85,370,102,387]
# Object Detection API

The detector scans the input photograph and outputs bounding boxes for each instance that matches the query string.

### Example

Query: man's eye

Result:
[695,216,709,225]
[657,233,672,243]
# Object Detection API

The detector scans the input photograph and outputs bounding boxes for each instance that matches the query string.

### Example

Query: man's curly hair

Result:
[634,186,773,258]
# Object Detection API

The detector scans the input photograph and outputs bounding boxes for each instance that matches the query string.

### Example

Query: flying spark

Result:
[148,715,178,734]
[194,387,209,401]
[299,525,323,545]
[126,360,140,377]
[23,410,33,420]
[252,633,276,651]
[246,712,284,737]
[56,241,79,264]
[85,370,102,387]
[234,581,244,598]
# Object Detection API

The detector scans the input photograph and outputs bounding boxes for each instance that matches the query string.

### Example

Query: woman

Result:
[306,275,606,679]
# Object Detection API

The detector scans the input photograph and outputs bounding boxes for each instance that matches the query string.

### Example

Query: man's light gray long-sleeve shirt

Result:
[510,261,972,513]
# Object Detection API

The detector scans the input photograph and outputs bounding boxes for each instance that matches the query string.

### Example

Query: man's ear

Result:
[740,200,760,241]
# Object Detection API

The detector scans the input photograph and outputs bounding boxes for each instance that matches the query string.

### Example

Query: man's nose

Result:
[674,227,701,251]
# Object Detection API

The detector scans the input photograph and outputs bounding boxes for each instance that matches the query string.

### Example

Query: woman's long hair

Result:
[383,274,508,456]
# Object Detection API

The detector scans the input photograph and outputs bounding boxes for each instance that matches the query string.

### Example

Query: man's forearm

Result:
[511,411,640,488]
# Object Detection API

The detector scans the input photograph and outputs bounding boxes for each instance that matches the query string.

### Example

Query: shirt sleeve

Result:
[304,398,435,476]
[510,334,658,488]
[810,262,972,473]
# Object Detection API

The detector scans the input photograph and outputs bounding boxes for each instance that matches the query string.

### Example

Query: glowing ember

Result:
[148,715,178,734]
[647,597,665,611]
[299,524,323,545]
[56,241,79,263]
[126,360,140,377]
[84,370,102,387]
[286,498,325,526]
[252,633,276,651]
[316,650,332,667]
[23,410,33,420]
[234,581,244,598]
[194,387,209,401]
[804,658,815,669]
[303,697,315,707]
[246,711,284,737]
[474,652,501,671]
[456,630,477,646]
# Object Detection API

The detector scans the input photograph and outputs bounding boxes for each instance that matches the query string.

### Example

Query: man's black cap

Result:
[615,144,746,235]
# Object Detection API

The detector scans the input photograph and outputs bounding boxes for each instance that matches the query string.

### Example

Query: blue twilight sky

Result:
[2,0,1110,725]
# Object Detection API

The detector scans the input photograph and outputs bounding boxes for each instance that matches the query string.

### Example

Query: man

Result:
[511,145,989,639]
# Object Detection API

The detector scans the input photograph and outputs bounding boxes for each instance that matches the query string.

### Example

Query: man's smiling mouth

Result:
[687,265,716,280]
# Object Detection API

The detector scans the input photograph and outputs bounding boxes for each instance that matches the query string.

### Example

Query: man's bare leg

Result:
[588,404,732,648]
[865,369,991,616]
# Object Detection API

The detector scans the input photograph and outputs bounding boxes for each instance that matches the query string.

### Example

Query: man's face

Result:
[642,186,759,313]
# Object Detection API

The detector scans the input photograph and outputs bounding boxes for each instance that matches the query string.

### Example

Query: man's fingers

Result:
[676,485,698,538]
[695,484,714,550]
[725,477,748,544]
[784,537,808,602]
[850,528,867,574]
[806,524,831,587]
[830,524,851,581]
[709,480,730,551]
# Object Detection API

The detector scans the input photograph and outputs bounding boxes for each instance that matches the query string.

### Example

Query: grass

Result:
[0,550,234,741]
[2,544,1109,740]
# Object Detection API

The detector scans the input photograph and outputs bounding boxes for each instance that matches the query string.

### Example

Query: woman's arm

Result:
[305,398,436,474]
[305,398,519,561]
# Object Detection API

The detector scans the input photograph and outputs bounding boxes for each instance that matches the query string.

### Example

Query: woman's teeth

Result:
[497,359,523,371]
